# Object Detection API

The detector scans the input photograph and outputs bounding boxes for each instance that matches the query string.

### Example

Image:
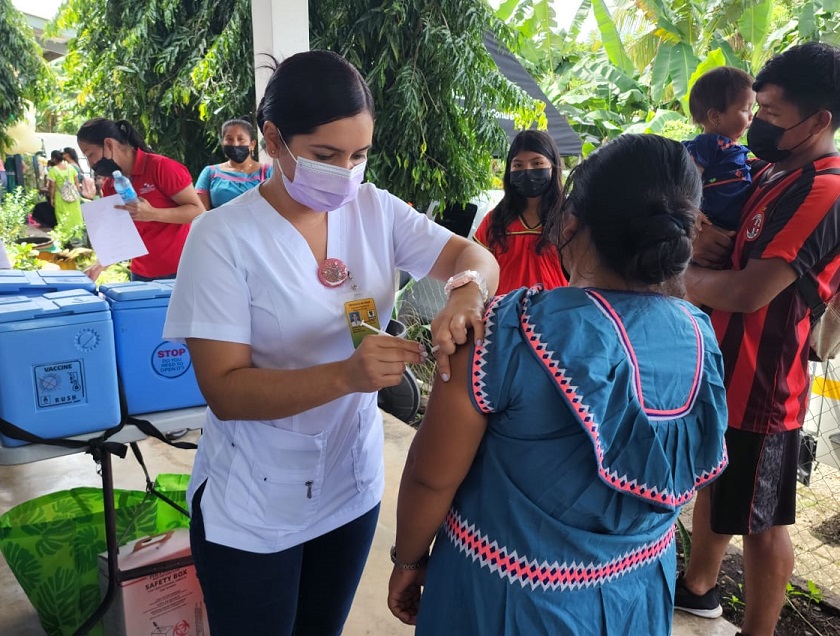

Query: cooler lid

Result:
[0,270,97,294]
[0,291,108,324]
[99,281,173,307]
[38,270,97,293]
[0,271,44,294]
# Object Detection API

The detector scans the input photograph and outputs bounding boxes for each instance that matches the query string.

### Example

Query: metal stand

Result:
[0,408,205,635]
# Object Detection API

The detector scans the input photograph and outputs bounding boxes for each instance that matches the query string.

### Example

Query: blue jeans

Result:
[190,482,380,636]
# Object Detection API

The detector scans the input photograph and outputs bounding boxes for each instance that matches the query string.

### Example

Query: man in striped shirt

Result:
[679,42,840,636]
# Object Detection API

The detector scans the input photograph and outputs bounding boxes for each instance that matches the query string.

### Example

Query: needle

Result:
[360,321,440,354]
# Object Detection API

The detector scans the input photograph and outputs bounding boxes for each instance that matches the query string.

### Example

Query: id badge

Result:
[345,297,381,348]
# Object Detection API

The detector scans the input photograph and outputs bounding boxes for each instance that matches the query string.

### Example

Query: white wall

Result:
[250,0,310,161]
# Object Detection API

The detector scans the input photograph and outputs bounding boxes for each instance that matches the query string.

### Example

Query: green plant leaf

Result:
[592,0,635,76]
[650,44,672,104]
[667,42,700,105]
[798,2,817,40]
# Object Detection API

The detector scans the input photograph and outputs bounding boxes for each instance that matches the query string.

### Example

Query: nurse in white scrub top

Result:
[163,49,499,636]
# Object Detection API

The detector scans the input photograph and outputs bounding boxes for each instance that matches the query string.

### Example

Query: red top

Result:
[474,211,567,295]
[711,155,840,434]
[103,148,193,278]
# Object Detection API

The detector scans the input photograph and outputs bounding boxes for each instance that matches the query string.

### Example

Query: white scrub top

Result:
[163,183,452,552]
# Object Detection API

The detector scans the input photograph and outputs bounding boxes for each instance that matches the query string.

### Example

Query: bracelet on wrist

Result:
[444,269,489,304]
[390,545,428,570]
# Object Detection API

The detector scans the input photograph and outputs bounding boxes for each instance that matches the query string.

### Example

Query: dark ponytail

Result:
[77,118,153,153]
[552,134,700,286]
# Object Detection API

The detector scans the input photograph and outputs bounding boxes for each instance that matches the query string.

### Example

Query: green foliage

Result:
[6,241,40,271]
[51,0,256,178]
[0,0,52,151]
[0,187,38,247]
[786,579,824,604]
[49,223,87,249]
[499,0,840,151]
[35,60,87,135]
[310,0,544,207]
[95,261,131,285]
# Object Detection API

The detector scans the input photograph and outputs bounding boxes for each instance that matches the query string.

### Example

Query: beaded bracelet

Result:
[390,545,429,570]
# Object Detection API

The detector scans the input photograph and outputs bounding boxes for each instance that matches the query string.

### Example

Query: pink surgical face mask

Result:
[276,136,366,211]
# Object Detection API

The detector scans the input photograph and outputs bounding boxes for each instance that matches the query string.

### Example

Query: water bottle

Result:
[112,170,138,204]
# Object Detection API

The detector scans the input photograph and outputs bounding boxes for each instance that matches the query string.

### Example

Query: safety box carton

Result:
[99,281,205,415]
[0,290,120,447]
[0,270,96,296]
[99,529,210,636]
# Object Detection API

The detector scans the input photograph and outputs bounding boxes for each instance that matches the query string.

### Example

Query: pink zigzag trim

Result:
[471,295,504,414]
[444,508,675,591]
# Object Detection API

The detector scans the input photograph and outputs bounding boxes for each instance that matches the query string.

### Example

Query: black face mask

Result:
[509,168,552,198]
[92,146,123,177]
[747,115,813,163]
[223,145,251,164]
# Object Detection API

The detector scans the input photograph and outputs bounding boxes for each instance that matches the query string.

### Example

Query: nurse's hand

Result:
[431,285,485,382]
[388,565,425,625]
[343,334,427,393]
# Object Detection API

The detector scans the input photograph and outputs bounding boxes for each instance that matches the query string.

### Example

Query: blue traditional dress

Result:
[416,286,728,635]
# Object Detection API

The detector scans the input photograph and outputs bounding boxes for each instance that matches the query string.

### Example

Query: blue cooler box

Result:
[0,270,96,296]
[0,291,121,447]
[99,281,205,415]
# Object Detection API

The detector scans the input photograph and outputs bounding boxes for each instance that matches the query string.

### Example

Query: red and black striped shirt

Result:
[711,154,840,434]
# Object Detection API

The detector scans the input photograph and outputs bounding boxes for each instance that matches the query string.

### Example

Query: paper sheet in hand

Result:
[82,195,148,266]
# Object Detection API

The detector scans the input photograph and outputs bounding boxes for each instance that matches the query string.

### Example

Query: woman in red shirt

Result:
[77,118,204,281]
[474,130,567,295]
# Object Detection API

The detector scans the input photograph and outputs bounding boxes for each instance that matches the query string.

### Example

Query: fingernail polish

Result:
[441,373,450,382]
[475,339,483,347]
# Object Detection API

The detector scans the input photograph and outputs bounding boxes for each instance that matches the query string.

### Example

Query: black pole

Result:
[71,450,118,636]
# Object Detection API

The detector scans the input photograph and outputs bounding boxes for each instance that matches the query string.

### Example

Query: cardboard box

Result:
[98,529,210,636]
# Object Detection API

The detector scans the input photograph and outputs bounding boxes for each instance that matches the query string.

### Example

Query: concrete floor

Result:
[0,412,738,635]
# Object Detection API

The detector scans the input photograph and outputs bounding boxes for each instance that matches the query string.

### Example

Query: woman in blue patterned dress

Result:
[387,134,729,635]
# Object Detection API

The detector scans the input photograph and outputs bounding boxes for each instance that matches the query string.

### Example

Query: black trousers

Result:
[190,482,380,636]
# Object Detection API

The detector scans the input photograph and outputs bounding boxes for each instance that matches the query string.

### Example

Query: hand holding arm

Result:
[685,256,798,313]
[427,236,499,381]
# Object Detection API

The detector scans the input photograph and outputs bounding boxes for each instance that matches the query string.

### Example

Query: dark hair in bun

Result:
[552,134,700,285]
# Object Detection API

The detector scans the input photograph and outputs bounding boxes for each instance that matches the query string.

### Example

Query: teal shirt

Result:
[195,163,272,209]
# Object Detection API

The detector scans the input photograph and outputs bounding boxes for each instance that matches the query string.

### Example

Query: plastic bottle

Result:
[112,170,138,204]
